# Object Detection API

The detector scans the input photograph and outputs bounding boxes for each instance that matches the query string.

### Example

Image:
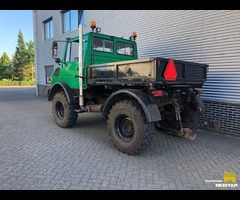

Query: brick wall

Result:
[199,100,240,135]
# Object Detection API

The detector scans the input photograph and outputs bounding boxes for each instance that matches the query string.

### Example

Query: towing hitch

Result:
[155,123,197,141]
[172,97,197,141]
[178,128,197,141]
[155,97,197,141]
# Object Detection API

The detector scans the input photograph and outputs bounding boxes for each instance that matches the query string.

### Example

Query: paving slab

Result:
[0,87,239,190]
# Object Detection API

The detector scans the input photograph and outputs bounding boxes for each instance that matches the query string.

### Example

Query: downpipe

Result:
[195,94,220,130]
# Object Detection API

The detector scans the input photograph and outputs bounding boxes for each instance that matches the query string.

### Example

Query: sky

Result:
[0,10,33,59]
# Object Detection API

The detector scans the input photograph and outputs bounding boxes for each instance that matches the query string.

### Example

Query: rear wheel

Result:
[52,92,78,128]
[107,100,154,155]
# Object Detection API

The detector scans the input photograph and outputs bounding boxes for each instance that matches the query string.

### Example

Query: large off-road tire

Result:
[52,92,78,128]
[107,100,154,155]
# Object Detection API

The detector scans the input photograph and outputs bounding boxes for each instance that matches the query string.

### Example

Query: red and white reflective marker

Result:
[164,59,177,81]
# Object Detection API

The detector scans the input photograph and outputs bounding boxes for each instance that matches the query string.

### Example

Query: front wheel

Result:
[52,92,78,128]
[107,100,154,155]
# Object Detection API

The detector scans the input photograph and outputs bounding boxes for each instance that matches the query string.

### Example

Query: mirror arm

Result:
[54,58,66,66]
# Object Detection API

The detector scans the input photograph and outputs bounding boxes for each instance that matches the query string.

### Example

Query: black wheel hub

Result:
[115,114,134,142]
[56,101,65,120]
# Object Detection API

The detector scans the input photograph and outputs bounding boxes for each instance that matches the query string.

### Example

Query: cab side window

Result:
[93,37,113,53]
[116,41,134,56]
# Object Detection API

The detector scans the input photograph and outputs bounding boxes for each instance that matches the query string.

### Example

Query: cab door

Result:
[61,41,79,89]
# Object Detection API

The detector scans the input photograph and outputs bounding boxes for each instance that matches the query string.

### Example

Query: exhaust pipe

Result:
[86,104,103,112]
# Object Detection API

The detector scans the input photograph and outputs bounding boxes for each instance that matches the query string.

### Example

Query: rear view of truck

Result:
[48,21,209,155]
[88,57,208,140]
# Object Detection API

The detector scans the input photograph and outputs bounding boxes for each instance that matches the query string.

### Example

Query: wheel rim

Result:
[115,114,134,142]
[56,101,65,120]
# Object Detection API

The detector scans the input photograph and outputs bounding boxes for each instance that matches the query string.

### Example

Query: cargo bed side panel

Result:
[88,58,156,85]
[87,57,208,87]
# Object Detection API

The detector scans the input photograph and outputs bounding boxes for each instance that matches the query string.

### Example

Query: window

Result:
[93,37,113,53]
[65,43,71,63]
[45,65,54,84]
[44,17,53,40]
[62,10,78,33]
[65,41,79,63]
[117,42,134,56]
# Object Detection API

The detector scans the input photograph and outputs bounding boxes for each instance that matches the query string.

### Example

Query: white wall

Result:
[34,10,240,103]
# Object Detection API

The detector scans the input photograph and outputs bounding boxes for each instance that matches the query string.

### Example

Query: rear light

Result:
[153,90,164,97]
[196,90,203,94]
[164,59,177,81]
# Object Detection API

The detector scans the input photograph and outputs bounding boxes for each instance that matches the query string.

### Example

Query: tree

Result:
[0,52,12,80]
[0,52,11,67]
[22,41,35,81]
[12,29,27,80]
[25,41,34,63]
[12,29,35,81]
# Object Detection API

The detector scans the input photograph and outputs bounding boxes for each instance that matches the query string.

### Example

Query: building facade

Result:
[33,10,240,135]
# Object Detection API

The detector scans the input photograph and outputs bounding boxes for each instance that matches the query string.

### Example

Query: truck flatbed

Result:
[87,57,208,88]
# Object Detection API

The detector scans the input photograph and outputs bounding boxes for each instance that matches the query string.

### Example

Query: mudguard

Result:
[48,82,75,104]
[102,89,162,123]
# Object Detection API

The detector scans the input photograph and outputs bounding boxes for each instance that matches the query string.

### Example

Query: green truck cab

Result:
[48,22,209,155]
[51,31,138,90]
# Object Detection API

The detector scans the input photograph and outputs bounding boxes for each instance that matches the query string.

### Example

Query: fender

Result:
[48,82,75,104]
[102,89,162,123]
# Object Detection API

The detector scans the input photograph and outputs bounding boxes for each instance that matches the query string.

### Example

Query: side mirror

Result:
[55,58,61,65]
[52,41,58,58]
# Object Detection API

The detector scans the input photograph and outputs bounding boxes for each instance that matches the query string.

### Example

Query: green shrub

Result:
[0,80,35,86]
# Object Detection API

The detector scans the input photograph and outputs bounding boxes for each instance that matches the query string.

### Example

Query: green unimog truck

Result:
[48,21,209,154]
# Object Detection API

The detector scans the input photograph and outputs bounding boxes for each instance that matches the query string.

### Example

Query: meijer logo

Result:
[224,172,236,183]
[205,172,238,188]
